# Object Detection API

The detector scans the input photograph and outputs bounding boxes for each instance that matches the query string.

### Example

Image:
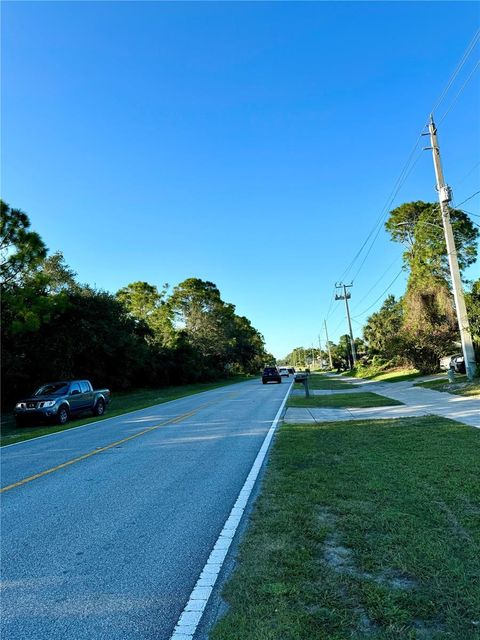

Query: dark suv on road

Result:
[262,367,282,384]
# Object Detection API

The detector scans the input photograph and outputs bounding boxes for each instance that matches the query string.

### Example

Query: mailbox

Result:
[294,372,310,397]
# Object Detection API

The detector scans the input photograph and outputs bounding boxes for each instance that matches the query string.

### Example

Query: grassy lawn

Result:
[0,376,252,447]
[415,376,480,397]
[295,374,359,391]
[211,416,480,640]
[288,392,402,409]
[342,367,422,383]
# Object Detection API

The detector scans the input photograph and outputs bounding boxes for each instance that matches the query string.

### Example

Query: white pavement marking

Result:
[169,380,294,640]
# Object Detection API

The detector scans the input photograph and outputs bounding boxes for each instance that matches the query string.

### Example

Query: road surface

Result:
[1,378,290,640]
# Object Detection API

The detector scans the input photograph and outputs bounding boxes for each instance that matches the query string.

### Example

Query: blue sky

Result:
[3,1,479,358]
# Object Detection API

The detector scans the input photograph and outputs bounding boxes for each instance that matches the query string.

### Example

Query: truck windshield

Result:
[33,383,69,396]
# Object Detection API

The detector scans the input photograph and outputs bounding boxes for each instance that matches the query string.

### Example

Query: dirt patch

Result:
[321,521,417,591]
[375,570,417,591]
[316,506,336,526]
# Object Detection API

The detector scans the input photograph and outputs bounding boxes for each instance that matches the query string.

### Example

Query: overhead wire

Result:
[350,150,424,283]
[438,59,480,124]
[349,254,403,313]
[430,28,480,116]
[351,269,405,319]
[332,30,480,293]
[326,29,480,341]
[324,286,338,320]
[459,209,480,218]
[454,190,480,208]
[456,161,480,185]
[336,134,424,285]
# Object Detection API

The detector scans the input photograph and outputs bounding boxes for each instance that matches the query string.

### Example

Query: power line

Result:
[459,209,480,218]
[439,59,480,124]
[351,269,404,319]
[455,190,480,208]
[336,136,423,285]
[350,255,403,313]
[430,28,480,116]
[329,30,480,332]
[324,287,337,320]
[457,161,480,185]
[351,151,424,283]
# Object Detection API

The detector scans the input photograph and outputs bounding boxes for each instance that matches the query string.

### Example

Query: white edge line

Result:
[2,378,256,449]
[169,379,294,640]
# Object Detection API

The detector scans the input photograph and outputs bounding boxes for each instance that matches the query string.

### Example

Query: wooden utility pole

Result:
[335,283,357,366]
[318,334,324,370]
[324,320,333,369]
[426,115,477,380]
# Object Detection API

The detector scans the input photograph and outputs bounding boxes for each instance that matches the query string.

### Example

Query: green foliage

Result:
[312,203,478,376]
[385,201,478,284]
[400,280,458,372]
[363,295,404,361]
[465,278,480,356]
[168,278,268,379]
[382,201,479,373]
[0,200,47,285]
[330,335,352,370]
[1,204,269,407]
[116,280,175,347]
[280,346,324,369]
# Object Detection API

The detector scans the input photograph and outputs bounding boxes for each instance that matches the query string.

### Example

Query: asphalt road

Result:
[1,378,290,640]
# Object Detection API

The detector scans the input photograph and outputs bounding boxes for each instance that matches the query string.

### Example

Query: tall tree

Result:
[168,279,233,376]
[385,201,478,286]
[363,295,404,362]
[0,200,47,285]
[116,281,175,346]
[465,278,480,357]
[385,201,478,372]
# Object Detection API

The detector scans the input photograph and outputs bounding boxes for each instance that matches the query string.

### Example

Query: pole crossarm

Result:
[334,282,357,366]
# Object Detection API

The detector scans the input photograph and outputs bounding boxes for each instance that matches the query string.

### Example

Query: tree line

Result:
[281,201,479,374]
[1,200,272,407]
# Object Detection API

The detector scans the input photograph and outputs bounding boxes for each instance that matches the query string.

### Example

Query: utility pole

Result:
[318,334,324,370]
[324,320,333,369]
[335,282,357,366]
[426,115,477,381]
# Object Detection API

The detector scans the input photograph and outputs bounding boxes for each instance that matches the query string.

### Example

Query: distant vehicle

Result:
[278,367,290,377]
[439,354,466,374]
[287,367,295,375]
[262,367,282,384]
[14,380,111,427]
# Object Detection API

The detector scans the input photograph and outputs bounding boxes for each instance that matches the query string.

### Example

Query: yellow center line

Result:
[1,402,212,494]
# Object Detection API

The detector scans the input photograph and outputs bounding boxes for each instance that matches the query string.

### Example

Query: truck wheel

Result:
[93,399,105,416]
[57,405,69,425]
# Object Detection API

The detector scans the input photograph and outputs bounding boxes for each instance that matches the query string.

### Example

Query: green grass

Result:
[0,376,252,447]
[295,374,359,390]
[415,376,480,397]
[288,392,402,409]
[342,367,422,383]
[211,416,480,640]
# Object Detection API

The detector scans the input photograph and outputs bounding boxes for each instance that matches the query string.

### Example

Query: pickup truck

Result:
[14,380,110,427]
